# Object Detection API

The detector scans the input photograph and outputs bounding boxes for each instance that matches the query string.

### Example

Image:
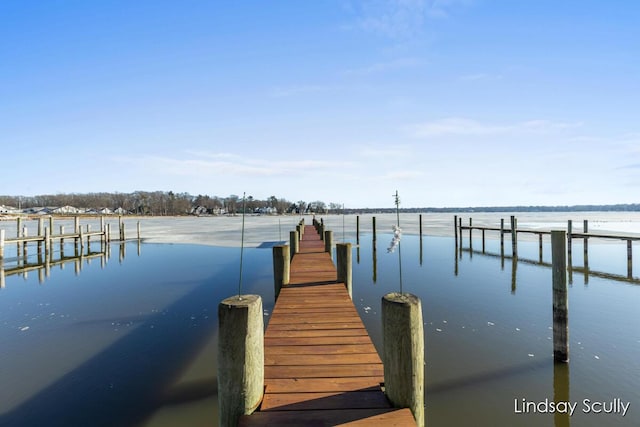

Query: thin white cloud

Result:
[343,57,426,75]
[382,170,424,180]
[459,73,503,81]
[114,152,357,178]
[359,144,414,158]
[268,84,331,98]
[408,117,583,137]
[347,0,473,38]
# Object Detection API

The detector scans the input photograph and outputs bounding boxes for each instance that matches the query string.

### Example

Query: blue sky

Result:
[2,1,639,208]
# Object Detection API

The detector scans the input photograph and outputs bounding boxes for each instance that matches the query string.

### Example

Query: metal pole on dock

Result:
[382,292,424,427]
[217,294,264,427]
[356,215,360,244]
[552,230,569,362]
[336,243,352,299]
[272,245,290,299]
[419,214,422,237]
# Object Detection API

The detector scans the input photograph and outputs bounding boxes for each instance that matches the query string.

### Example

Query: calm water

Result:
[1,231,639,426]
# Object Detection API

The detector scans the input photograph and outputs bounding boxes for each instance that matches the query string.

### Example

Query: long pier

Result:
[238,223,417,426]
[456,215,638,278]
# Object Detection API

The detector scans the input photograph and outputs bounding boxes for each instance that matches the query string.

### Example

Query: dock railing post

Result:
[289,230,299,260]
[272,245,290,299]
[382,292,424,427]
[336,243,352,299]
[552,230,569,362]
[324,230,333,259]
[218,294,264,427]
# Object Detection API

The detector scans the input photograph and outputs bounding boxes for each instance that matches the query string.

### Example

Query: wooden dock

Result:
[239,224,416,426]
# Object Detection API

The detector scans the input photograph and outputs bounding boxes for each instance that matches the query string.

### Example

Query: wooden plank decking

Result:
[240,224,416,426]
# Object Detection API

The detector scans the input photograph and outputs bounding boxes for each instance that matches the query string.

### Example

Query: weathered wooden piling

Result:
[137,221,141,240]
[510,215,517,257]
[552,230,569,362]
[567,220,573,261]
[458,217,463,249]
[583,220,589,269]
[372,216,377,241]
[38,218,44,255]
[22,227,28,260]
[272,245,290,299]
[469,218,473,252]
[319,223,325,241]
[289,231,298,260]
[0,229,5,260]
[500,218,505,256]
[336,242,352,299]
[482,229,486,252]
[324,230,333,259]
[218,294,264,427]
[627,240,633,278]
[454,215,458,247]
[539,234,543,262]
[382,292,424,427]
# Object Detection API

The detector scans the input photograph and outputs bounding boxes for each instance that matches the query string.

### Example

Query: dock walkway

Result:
[240,224,416,426]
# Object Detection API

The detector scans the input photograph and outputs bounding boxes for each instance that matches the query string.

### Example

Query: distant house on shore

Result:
[52,205,82,215]
[0,205,18,214]
[113,207,128,215]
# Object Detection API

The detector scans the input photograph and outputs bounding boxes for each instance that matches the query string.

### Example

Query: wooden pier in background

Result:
[240,224,416,426]
[456,215,639,280]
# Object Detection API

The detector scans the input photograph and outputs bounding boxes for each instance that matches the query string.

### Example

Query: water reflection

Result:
[458,246,640,287]
[0,240,142,287]
[554,362,571,427]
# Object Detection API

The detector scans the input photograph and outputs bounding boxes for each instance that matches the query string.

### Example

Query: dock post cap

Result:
[220,294,261,307]
[383,292,421,305]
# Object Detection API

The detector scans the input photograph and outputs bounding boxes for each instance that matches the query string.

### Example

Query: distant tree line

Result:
[0,192,341,216]
[2,192,637,215]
